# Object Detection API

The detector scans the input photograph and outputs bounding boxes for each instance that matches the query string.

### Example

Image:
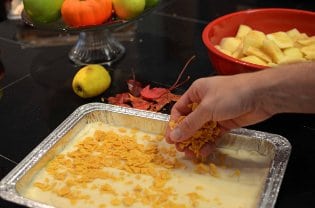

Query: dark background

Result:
[1,0,315,207]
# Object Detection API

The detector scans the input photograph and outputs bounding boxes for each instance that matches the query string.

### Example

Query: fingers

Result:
[169,102,211,142]
[198,142,217,158]
[180,142,217,159]
[164,127,174,144]
[165,86,200,144]
[170,89,196,117]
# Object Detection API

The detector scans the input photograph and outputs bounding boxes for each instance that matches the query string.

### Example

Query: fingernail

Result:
[170,128,183,142]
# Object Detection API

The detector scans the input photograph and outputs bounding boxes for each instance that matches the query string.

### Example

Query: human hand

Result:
[165,74,273,157]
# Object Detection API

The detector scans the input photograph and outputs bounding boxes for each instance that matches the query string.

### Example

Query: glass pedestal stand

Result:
[21,2,159,66]
[68,29,125,66]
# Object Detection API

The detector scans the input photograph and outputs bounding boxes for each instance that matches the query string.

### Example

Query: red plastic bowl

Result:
[202,8,315,75]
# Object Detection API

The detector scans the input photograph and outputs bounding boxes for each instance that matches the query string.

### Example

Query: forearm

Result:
[249,62,315,115]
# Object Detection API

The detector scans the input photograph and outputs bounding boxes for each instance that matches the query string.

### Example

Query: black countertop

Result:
[1,0,315,207]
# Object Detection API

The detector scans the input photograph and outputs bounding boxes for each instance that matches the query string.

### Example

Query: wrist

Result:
[247,62,315,115]
[246,68,284,116]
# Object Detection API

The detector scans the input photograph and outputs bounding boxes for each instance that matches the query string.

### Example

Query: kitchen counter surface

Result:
[0,0,315,207]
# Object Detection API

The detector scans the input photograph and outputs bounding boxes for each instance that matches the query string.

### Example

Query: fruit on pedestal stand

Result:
[145,0,159,8]
[72,65,111,98]
[61,0,113,27]
[23,0,63,23]
[113,0,146,20]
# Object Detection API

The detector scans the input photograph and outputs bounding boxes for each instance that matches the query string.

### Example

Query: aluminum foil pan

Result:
[0,103,291,208]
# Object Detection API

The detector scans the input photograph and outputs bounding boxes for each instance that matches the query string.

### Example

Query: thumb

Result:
[170,105,211,142]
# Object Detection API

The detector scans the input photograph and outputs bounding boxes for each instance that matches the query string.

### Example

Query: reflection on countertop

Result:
[0,0,315,208]
[0,50,4,81]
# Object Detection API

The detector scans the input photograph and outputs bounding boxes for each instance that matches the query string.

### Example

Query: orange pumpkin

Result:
[61,0,113,27]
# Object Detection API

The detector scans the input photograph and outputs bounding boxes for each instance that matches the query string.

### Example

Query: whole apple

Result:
[72,64,111,98]
[23,0,63,23]
[113,0,145,20]
[145,0,159,8]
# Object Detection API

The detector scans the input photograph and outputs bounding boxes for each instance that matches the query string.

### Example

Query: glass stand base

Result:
[68,29,125,66]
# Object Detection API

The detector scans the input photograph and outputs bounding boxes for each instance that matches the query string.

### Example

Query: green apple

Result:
[23,0,63,23]
[113,0,146,20]
[72,64,111,99]
[145,0,159,8]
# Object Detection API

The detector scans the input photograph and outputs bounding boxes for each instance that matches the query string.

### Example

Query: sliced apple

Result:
[236,24,252,39]
[262,39,284,64]
[266,32,294,49]
[243,46,272,63]
[219,37,242,53]
[243,30,266,50]
[301,44,315,60]
[241,55,268,66]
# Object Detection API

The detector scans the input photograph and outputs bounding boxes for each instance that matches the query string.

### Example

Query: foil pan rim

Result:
[229,128,291,208]
[0,102,291,208]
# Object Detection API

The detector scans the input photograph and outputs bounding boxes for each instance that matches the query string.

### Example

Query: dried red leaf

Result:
[126,68,143,97]
[107,93,130,105]
[149,92,181,111]
[140,85,169,100]
[127,79,143,97]
[107,55,196,112]
[129,95,151,110]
